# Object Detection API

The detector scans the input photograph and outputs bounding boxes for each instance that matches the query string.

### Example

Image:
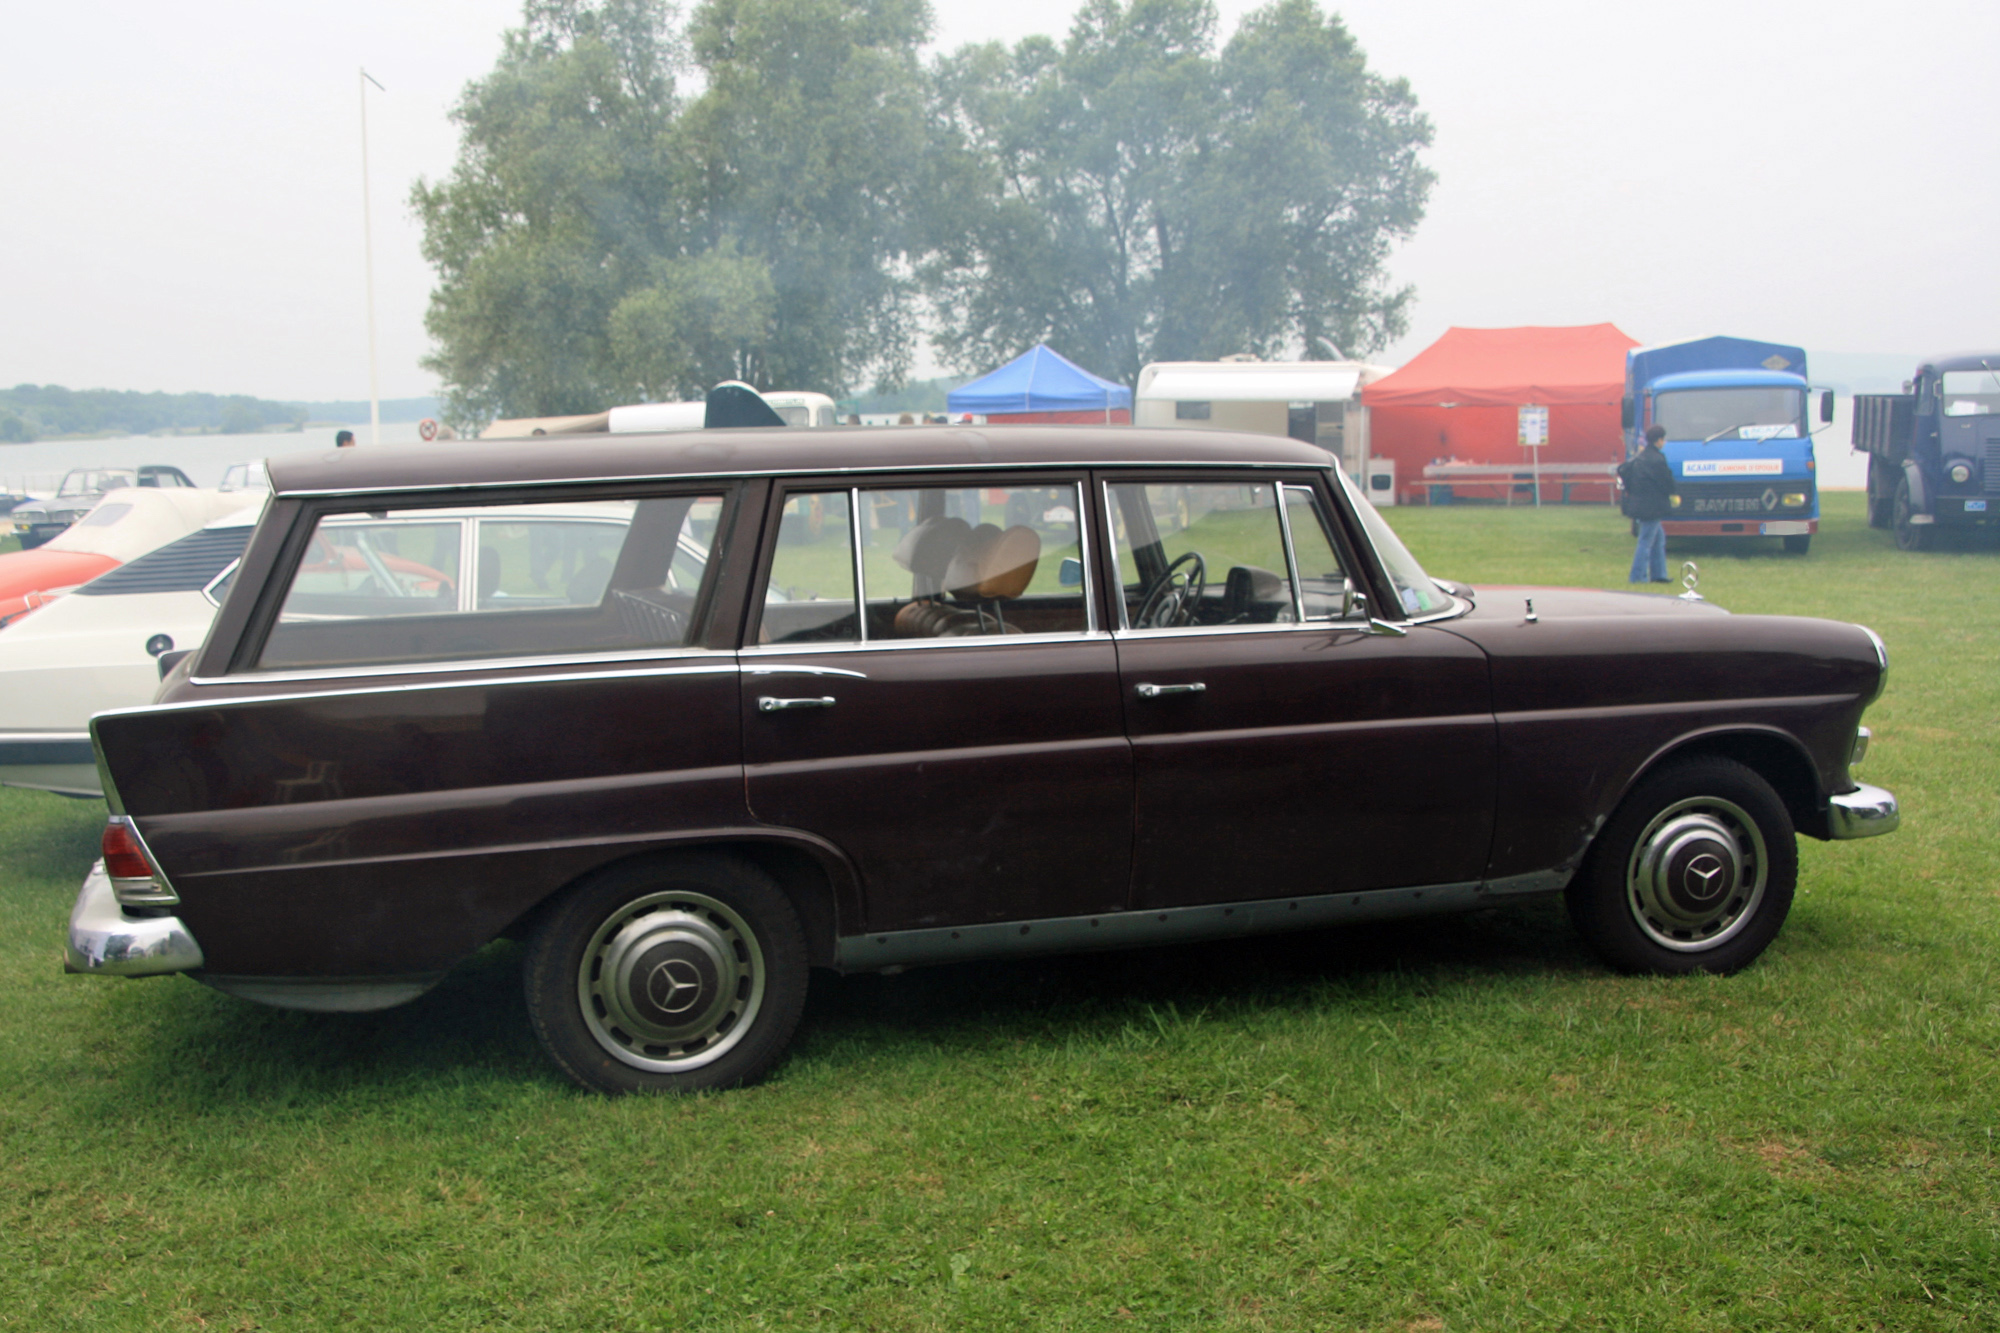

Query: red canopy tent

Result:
[1360,324,1638,503]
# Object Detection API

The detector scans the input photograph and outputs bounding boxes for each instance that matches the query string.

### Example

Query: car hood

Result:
[1454,585,1728,621]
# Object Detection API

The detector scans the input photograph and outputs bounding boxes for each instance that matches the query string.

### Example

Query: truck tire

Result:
[1892,476,1934,552]
[1866,460,1893,529]
[1782,534,1811,555]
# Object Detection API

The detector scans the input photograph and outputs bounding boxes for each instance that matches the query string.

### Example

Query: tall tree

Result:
[415,0,931,430]
[414,0,684,427]
[923,0,1430,385]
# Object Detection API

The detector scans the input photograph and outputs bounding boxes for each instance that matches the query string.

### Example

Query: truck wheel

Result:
[1865,460,1893,529]
[1892,476,1933,552]
[523,852,810,1095]
[1782,534,1811,555]
[1567,757,1796,976]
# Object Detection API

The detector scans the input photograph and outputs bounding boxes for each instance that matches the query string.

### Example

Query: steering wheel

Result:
[1134,551,1207,628]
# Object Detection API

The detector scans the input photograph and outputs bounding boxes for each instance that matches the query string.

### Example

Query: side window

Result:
[1106,481,1295,630]
[1281,485,1354,621]
[283,519,462,610]
[860,483,1088,639]
[760,491,858,643]
[259,494,725,670]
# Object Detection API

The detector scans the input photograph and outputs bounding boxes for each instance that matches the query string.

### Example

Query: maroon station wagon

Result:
[67,427,1900,1093]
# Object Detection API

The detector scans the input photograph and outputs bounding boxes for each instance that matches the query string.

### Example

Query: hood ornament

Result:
[1524,597,1538,623]
[1678,561,1705,602]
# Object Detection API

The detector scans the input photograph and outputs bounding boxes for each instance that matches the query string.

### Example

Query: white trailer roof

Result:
[1137,361,1384,404]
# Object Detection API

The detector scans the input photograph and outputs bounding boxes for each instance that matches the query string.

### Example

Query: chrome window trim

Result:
[1101,478,1133,631]
[1273,483,1307,624]
[275,457,1322,500]
[193,643,728,688]
[738,629,1112,658]
[106,660,746,720]
[847,486,869,643]
[200,559,242,610]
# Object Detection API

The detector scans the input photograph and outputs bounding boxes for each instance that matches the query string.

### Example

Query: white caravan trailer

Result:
[1135,359,1395,498]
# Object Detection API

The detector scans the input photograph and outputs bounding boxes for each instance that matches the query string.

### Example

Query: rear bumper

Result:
[64,860,205,977]
[1828,783,1899,839]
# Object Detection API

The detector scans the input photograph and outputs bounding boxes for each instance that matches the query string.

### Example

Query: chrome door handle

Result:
[1134,682,1206,699]
[757,695,836,712]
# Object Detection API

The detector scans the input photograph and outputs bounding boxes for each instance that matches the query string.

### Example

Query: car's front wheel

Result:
[1567,757,1796,975]
[524,852,809,1094]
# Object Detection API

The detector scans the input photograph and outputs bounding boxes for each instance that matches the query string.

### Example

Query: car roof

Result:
[266,425,1335,498]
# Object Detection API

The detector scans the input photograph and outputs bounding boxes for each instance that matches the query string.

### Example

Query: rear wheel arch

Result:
[503,833,855,969]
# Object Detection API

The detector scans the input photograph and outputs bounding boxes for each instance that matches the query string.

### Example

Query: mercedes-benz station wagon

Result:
[67,427,1899,1093]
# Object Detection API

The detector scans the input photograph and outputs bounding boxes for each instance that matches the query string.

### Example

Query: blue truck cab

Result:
[1623,337,1833,555]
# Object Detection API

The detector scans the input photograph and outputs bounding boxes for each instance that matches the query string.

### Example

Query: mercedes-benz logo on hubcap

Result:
[1682,852,1727,901]
[647,958,704,1014]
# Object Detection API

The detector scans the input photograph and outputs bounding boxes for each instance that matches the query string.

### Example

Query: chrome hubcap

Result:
[1626,795,1766,951]
[578,890,764,1072]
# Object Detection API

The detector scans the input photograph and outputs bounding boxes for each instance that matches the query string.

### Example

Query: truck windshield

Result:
[1940,370,2000,417]
[1654,387,1803,442]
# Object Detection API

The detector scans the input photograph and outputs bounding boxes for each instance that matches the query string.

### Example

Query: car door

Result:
[1103,473,1496,910]
[740,477,1132,933]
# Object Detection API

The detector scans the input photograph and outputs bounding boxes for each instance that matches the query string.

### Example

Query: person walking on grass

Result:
[1622,424,1676,583]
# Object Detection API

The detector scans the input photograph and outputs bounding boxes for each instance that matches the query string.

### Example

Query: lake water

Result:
[0,409,1872,496]
[0,421,430,493]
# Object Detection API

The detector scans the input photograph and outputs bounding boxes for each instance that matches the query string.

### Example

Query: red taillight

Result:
[102,819,155,880]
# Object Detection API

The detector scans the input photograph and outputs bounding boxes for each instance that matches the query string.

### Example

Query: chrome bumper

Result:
[1828,782,1900,839]
[64,860,204,977]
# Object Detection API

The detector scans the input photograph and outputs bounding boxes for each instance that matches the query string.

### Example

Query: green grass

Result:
[2,492,1995,1330]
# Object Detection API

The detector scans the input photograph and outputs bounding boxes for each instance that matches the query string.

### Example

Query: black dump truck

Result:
[1854,353,2000,550]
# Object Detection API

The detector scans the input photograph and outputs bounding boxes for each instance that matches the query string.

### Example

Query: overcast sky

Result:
[2,0,1993,401]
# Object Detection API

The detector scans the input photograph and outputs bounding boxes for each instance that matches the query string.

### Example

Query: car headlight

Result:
[1782,492,1808,507]
[1948,462,1973,485]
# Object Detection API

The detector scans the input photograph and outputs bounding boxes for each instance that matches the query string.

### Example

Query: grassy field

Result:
[1,491,1994,1330]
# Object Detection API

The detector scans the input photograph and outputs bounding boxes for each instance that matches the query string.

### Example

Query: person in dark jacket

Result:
[1624,425,1676,583]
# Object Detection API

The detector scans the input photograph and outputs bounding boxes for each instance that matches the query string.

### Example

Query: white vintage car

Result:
[0,507,261,797]
[0,499,699,797]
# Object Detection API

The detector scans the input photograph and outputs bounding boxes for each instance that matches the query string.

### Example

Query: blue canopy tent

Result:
[947,345,1133,423]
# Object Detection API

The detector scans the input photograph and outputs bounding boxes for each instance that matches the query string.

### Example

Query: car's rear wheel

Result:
[1567,757,1796,975]
[524,852,809,1094]
[1892,476,1933,551]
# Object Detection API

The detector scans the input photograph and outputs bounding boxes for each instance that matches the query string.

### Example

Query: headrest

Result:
[891,516,971,582]
[946,524,1041,600]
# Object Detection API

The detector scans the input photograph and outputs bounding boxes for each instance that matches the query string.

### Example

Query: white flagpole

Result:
[360,68,386,445]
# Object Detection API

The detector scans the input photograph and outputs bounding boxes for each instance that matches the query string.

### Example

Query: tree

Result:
[415,0,931,431]
[922,0,1430,385]
[415,0,685,429]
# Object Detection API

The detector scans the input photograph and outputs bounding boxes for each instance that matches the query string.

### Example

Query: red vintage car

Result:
[67,427,1898,1093]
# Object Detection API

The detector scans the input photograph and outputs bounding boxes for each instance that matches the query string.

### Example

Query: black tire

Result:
[1892,476,1933,551]
[1566,757,1797,976]
[1865,460,1893,529]
[1782,534,1811,555]
[524,852,809,1094]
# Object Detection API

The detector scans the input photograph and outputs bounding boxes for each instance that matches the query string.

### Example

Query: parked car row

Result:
[61,425,1897,1095]
[9,466,198,549]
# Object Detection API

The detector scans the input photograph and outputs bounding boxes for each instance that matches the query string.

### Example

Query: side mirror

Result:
[1820,390,1835,424]
[1340,577,1358,619]
[1620,396,1635,430]
[1345,586,1409,637]
[1058,557,1083,587]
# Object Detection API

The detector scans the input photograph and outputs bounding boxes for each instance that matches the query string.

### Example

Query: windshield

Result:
[1332,468,1453,618]
[1653,387,1804,442]
[59,469,137,497]
[1940,369,2000,417]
